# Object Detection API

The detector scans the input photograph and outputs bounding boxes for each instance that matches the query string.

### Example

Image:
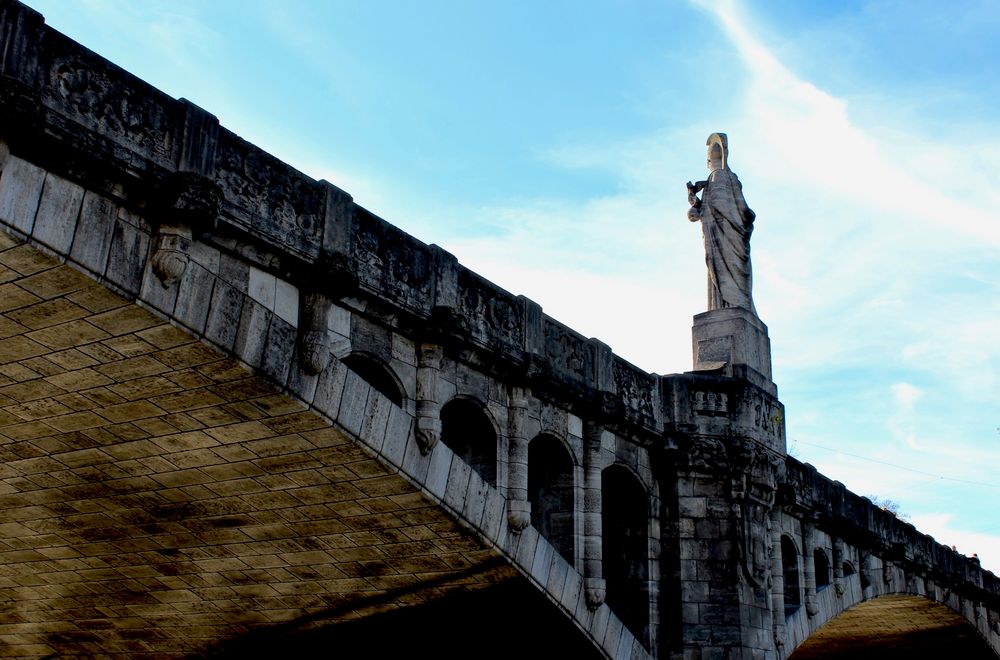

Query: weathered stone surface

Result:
[31,172,84,252]
[69,191,116,275]
[0,7,996,659]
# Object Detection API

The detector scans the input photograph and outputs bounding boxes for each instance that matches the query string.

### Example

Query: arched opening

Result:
[842,561,856,577]
[788,594,997,659]
[814,548,831,590]
[342,353,403,407]
[601,465,649,645]
[440,399,497,486]
[528,434,574,563]
[782,535,801,614]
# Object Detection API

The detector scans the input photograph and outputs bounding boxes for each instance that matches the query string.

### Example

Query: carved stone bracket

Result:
[150,222,191,289]
[297,290,332,375]
[415,343,443,455]
[833,537,846,597]
[585,577,607,611]
[506,386,530,532]
[149,172,221,289]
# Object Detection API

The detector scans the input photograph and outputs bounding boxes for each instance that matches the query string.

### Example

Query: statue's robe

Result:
[695,167,756,314]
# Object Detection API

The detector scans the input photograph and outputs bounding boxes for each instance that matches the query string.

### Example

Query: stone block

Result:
[104,218,150,296]
[560,569,583,615]
[678,496,707,518]
[285,352,319,403]
[259,315,296,385]
[189,241,220,274]
[32,173,84,253]
[359,389,391,454]
[479,487,505,544]
[328,304,350,338]
[70,192,117,276]
[567,412,583,438]
[217,252,249,291]
[232,300,271,369]
[462,469,487,529]
[204,280,245,352]
[313,359,347,420]
[515,526,539,570]
[692,307,774,395]
[380,404,411,469]
[0,156,46,235]
[247,265,275,310]
[602,614,624,658]
[139,254,179,315]
[400,426,432,484]
[530,534,554,586]
[173,262,217,334]
[336,370,369,438]
[274,277,298,327]
[424,444,452,501]
[442,456,472,513]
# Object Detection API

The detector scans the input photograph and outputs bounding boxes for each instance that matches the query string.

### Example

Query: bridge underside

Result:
[789,594,997,660]
[0,233,599,658]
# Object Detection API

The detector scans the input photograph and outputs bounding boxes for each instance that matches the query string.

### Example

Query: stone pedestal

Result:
[692,307,776,396]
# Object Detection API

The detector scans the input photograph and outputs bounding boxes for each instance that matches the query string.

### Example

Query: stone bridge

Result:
[0,2,997,657]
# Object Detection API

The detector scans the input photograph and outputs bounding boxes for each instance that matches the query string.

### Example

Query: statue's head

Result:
[706,132,728,171]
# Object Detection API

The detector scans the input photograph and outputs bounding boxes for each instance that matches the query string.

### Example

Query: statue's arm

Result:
[686,180,706,219]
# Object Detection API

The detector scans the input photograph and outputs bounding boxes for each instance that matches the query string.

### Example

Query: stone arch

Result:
[782,534,802,614]
[841,560,856,576]
[601,463,651,646]
[440,397,498,486]
[341,352,404,407]
[814,548,831,590]
[527,433,575,563]
[787,593,1000,660]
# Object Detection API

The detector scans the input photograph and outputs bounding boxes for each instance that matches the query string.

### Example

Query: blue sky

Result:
[24,0,1000,572]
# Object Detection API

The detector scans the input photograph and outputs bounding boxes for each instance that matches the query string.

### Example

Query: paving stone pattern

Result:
[0,234,521,657]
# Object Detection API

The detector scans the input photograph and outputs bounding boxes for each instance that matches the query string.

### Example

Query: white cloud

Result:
[891,382,922,409]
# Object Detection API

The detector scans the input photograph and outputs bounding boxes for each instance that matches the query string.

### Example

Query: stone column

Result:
[770,514,786,648]
[803,522,819,617]
[583,420,606,609]
[506,386,530,532]
[415,343,443,454]
[297,290,332,375]
[833,537,845,596]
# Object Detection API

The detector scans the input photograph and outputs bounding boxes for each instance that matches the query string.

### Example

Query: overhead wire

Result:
[789,438,1000,489]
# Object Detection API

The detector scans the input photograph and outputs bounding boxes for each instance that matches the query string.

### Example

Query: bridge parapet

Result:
[0,0,668,445]
[2,1,997,658]
[776,457,1000,656]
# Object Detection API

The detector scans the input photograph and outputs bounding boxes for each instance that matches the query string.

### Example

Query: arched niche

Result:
[842,560,856,577]
[527,434,575,563]
[440,398,497,486]
[815,548,831,590]
[341,353,404,407]
[782,535,801,613]
[601,464,649,645]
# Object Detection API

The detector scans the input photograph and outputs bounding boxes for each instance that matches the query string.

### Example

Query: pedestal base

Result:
[692,308,776,395]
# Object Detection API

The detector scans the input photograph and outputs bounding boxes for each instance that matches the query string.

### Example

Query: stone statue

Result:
[687,133,757,314]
